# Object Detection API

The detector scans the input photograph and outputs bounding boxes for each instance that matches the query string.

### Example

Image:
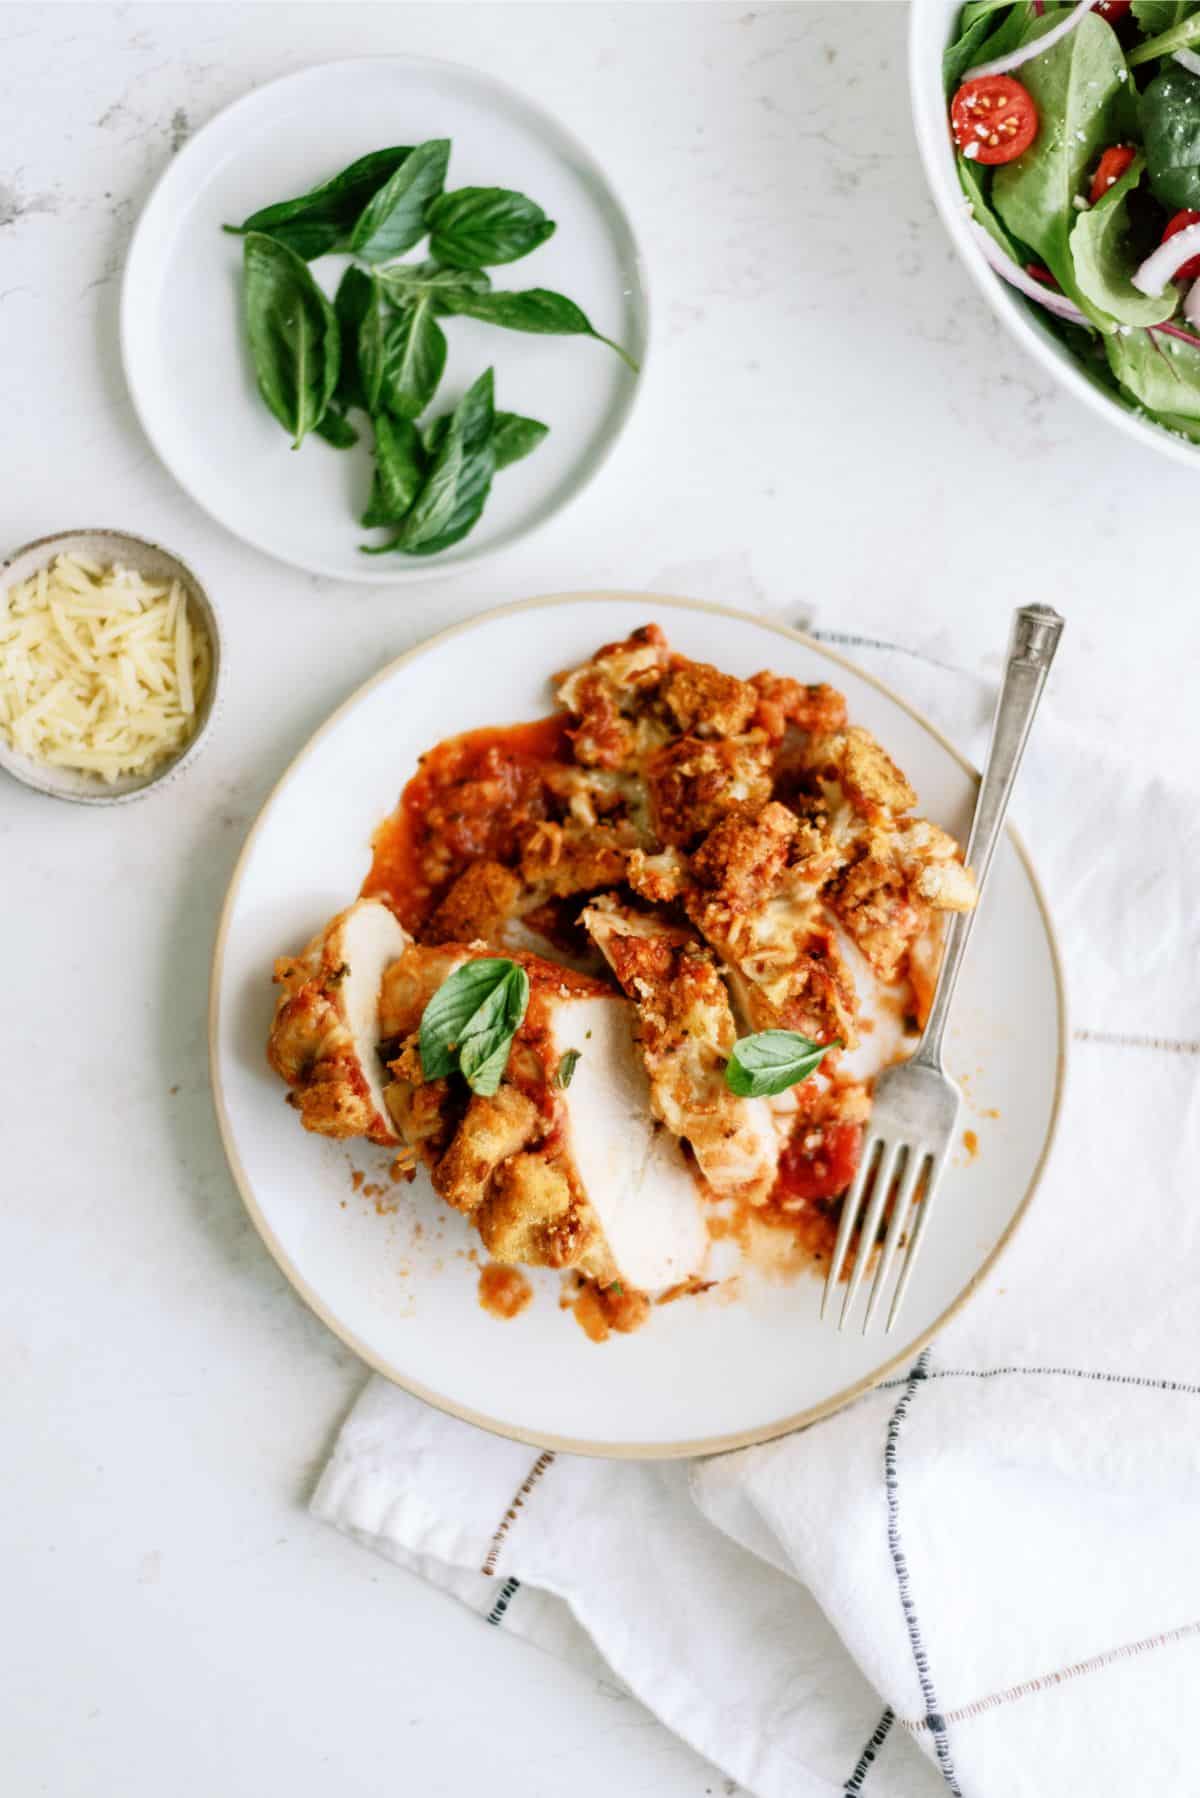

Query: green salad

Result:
[945,0,1200,443]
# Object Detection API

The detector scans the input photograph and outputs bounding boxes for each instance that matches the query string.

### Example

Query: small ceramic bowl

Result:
[0,528,223,805]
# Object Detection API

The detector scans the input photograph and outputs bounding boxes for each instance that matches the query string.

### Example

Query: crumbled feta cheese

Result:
[1072,195,1090,211]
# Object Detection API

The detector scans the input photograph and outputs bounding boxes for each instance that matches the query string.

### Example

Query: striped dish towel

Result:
[312,629,1200,1798]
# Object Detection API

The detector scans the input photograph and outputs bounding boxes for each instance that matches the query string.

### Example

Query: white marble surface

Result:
[0,4,1189,1794]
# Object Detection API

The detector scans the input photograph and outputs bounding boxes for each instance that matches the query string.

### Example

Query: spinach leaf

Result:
[418,955,529,1095]
[357,281,447,419]
[492,410,549,468]
[944,1,1035,93]
[349,139,451,263]
[225,147,412,260]
[362,414,425,526]
[1142,65,1200,207]
[724,1030,835,1099]
[1105,323,1200,414]
[1132,0,1197,34]
[992,11,1131,306]
[957,155,1028,264]
[242,233,340,447]
[315,406,359,448]
[1129,6,1200,61]
[427,187,556,267]
[1154,405,1200,437]
[1070,152,1179,325]
[397,368,496,556]
[436,286,639,370]
[332,265,372,410]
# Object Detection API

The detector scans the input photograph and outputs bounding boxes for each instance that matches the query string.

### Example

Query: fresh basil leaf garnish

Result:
[362,414,425,527]
[435,286,639,371]
[724,1031,835,1099]
[419,957,530,1096]
[357,279,447,422]
[399,367,495,555]
[379,260,492,303]
[555,1048,581,1089]
[350,139,451,264]
[224,147,413,259]
[314,405,359,448]
[428,187,556,268]
[332,266,372,411]
[421,406,546,469]
[242,233,340,448]
[493,411,549,468]
[364,368,495,556]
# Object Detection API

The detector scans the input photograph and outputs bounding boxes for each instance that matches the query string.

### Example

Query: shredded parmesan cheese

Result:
[0,554,211,783]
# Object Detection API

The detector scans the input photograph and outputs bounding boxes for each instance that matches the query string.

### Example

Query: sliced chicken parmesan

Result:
[268,623,977,1334]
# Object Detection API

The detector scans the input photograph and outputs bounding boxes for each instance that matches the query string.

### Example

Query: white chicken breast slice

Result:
[549,992,709,1293]
[267,897,411,1144]
[581,897,780,1206]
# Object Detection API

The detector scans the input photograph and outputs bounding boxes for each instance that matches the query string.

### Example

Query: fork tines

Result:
[822,1135,944,1334]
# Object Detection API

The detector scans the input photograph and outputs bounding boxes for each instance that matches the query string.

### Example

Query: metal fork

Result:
[822,603,1064,1335]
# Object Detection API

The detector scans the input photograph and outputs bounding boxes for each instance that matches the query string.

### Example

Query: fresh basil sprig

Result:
[224,146,413,260]
[230,136,636,551]
[332,266,372,411]
[437,286,640,371]
[375,367,496,556]
[422,406,548,469]
[724,1031,836,1099]
[314,406,359,449]
[428,187,556,268]
[419,956,530,1097]
[350,139,451,264]
[358,279,447,421]
[362,415,425,526]
[242,233,340,448]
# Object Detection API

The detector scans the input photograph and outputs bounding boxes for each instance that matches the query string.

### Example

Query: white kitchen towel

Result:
[312,624,1200,1798]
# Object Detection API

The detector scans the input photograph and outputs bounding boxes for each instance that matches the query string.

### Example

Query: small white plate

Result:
[210,595,1067,1457]
[121,59,648,582]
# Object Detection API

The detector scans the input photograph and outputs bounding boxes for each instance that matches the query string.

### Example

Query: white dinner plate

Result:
[209,595,1067,1457]
[121,59,647,582]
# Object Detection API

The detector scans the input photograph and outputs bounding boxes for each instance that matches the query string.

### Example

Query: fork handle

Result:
[914,604,1064,1071]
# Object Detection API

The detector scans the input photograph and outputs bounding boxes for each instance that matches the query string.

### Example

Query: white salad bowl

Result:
[909,0,1200,471]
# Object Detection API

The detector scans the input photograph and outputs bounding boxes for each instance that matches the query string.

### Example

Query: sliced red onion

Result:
[1133,223,1200,293]
[1154,318,1200,348]
[969,223,1089,322]
[965,0,1092,80]
[1175,48,1200,76]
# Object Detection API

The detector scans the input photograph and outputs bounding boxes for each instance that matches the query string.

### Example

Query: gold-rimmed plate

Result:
[209,594,1066,1458]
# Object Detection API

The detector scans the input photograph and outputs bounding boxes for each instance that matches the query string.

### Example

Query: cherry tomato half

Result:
[1094,0,1132,21]
[775,1122,863,1206]
[951,75,1039,167]
[1089,144,1136,206]
[1163,210,1200,283]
